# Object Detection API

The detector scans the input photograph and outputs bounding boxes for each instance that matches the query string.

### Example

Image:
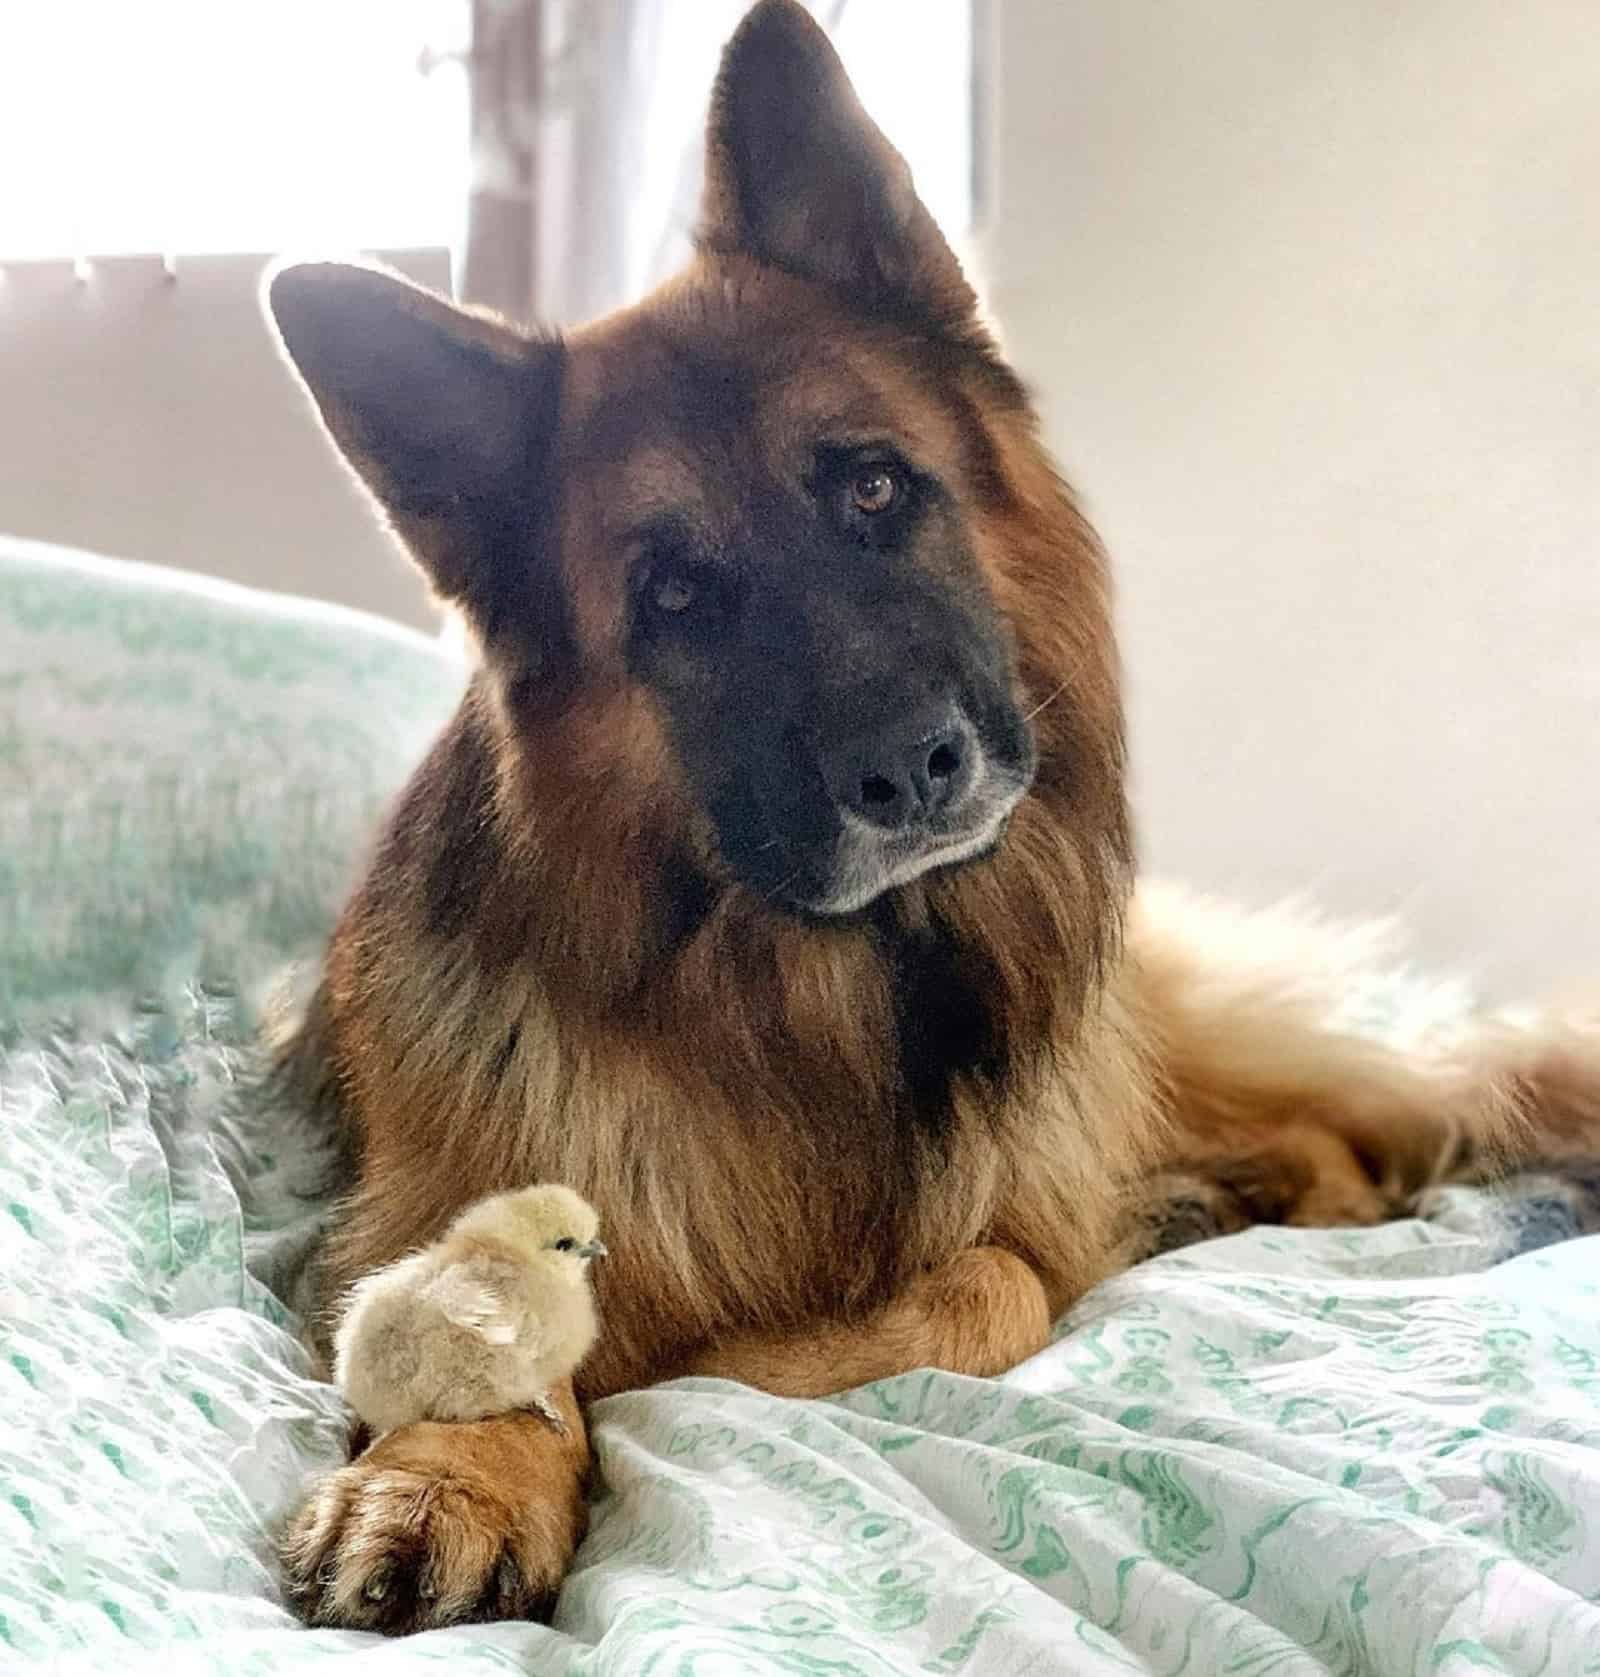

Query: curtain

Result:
[461,0,543,321]
[461,1,822,328]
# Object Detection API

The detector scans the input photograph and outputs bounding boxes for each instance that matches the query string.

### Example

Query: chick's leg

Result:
[677,1246,1051,1400]
[282,1378,588,1634]
[522,1390,569,1436]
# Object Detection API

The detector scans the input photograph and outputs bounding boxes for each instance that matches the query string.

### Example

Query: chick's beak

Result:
[578,1238,607,1260]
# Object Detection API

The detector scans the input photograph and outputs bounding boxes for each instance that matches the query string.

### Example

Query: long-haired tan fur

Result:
[269,0,1600,1635]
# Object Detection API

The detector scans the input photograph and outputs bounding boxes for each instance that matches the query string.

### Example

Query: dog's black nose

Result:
[829,709,978,830]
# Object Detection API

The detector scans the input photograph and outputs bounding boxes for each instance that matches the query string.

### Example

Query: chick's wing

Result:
[419,1260,520,1347]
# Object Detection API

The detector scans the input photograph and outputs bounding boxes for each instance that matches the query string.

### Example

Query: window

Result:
[833,0,973,241]
[0,1,467,261]
[0,2,971,273]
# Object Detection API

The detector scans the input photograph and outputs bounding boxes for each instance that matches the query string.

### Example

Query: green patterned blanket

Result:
[4,538,1598,1675]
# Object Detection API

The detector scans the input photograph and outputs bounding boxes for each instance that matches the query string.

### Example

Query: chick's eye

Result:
[850,466,898,515]
[649,566,696,615]
[553,1237,576,1252]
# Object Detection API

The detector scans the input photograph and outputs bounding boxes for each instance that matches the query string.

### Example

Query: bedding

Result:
[4,535,1599,1676]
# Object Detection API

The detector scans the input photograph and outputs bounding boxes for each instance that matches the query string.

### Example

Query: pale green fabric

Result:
[4,538,1599,1676]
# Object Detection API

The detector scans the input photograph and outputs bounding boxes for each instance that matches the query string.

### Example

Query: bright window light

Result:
[0,1,969,265]
[834,0,973,241]
[0,0,468,260]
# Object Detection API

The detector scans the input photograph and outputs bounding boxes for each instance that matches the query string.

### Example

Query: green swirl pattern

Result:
[4,538,1599,1675]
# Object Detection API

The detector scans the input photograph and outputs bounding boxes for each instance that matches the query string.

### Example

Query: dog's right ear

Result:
[266,262,563,630]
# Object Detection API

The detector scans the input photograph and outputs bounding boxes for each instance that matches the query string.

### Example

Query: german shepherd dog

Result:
[268,0,1600,1634]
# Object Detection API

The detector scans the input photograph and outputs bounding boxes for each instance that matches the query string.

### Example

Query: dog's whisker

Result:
[1022,678,1072,724]
[765,865,804,903]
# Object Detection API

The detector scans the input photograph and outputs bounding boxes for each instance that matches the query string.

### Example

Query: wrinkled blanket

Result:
[4,537,1599,1676]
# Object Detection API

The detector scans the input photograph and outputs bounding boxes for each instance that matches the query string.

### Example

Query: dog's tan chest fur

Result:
[318,897,1106,1397]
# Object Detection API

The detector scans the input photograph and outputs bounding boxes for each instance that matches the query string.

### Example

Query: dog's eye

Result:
[649,566,696,615]
[635,555,737,638]
[850,466,899,515]
[553,1237,577,1252]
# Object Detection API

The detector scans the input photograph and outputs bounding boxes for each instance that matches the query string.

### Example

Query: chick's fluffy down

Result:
[332,1233,599,1437]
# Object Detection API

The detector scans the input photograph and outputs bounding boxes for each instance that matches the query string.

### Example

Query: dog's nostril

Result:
[835,712,976,829]
[860,773,900,807]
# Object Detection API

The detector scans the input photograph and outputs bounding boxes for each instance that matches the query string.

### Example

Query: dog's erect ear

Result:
[266,262,562,626]
[700,0,975,328]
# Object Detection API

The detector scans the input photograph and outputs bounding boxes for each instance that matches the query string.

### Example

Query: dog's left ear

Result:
[700,0,976,330]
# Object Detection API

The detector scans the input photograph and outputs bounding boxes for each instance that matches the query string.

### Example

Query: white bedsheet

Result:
[5,537,1598,1675]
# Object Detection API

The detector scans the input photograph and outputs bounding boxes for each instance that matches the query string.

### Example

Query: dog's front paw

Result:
[281,1386,589,1634]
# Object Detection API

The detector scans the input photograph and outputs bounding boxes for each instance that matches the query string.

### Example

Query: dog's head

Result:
[270,0,1125,927]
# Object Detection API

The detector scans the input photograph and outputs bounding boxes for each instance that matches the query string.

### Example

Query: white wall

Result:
[6,6,1596,996]
[0,250,448,631]
[979,0,1600,998]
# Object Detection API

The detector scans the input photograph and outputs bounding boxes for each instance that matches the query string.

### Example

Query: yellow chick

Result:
[331,1184,605,1438]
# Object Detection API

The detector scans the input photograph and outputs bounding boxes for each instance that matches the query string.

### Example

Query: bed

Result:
[5,535,1599,1675]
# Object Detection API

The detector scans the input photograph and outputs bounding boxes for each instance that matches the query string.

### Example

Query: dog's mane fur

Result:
[268,2,1600,1635]
[307,360,1150,1397]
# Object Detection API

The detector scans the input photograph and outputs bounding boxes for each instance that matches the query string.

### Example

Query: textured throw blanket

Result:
[4,536,1599,1675]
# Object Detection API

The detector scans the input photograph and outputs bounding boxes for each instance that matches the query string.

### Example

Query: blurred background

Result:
[1,0,1596,995]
